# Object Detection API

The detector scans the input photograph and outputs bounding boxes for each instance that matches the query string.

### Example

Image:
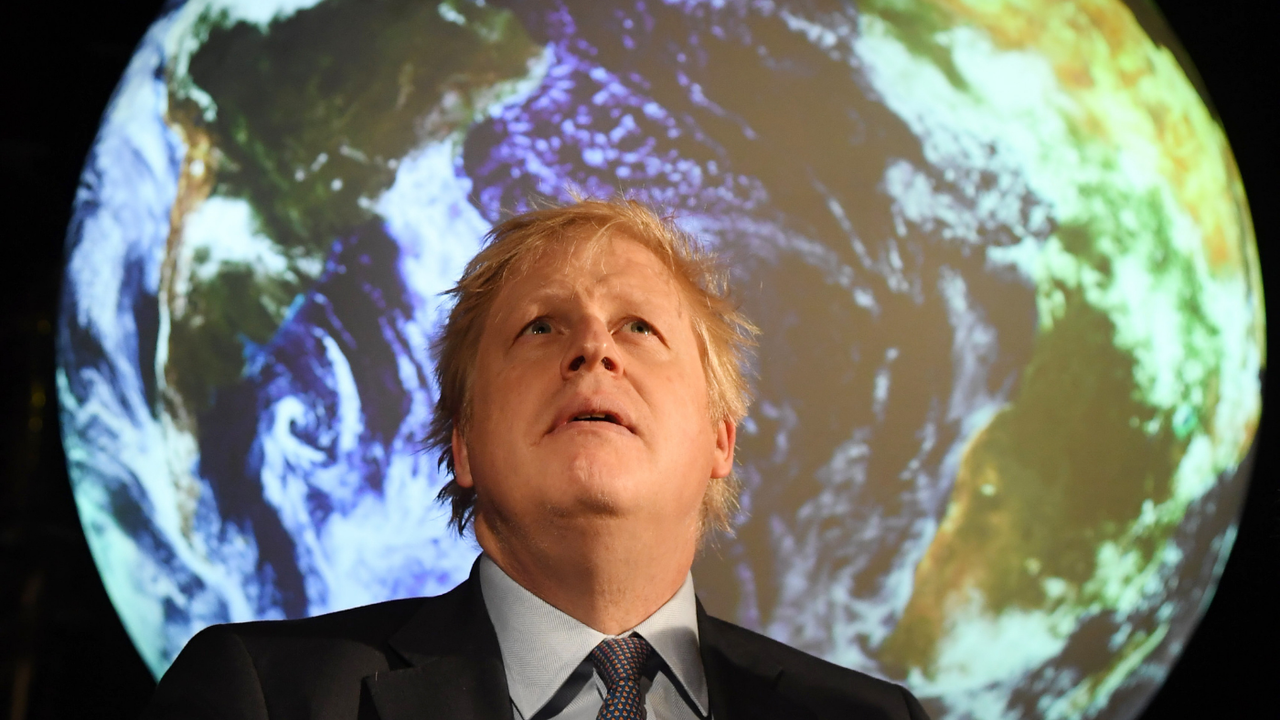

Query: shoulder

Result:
[700,615,930,720]
[213,596,429,650]
[183,588,483,677]
[200,577,479,654]
[145,591,468,720]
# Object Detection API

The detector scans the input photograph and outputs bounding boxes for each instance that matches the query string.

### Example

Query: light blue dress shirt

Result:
[478,555,710,720]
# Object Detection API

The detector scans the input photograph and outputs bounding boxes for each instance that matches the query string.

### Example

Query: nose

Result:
[561,317,620,377]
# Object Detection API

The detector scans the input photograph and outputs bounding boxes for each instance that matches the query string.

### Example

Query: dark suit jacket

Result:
[143,566,930,720]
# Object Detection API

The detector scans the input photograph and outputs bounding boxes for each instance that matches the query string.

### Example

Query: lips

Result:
[572,412,621,423]
[550,399,635,435]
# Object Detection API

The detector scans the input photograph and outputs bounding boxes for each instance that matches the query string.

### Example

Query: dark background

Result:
[0,1,1273,718]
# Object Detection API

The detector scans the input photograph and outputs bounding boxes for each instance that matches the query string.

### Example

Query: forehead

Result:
[498,230,683,308]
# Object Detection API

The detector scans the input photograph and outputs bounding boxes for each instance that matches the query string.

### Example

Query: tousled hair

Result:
[427,197,758,538]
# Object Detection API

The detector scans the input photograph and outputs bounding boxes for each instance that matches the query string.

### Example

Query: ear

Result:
[710,418,736,479]
[451,425,474,488]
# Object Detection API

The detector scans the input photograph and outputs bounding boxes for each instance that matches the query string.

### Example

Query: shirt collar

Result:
[478,554,708,719]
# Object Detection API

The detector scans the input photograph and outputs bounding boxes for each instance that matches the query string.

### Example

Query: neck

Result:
[475,512,697,635]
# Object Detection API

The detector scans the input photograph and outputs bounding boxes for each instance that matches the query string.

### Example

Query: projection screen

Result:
[57,1,1264,718]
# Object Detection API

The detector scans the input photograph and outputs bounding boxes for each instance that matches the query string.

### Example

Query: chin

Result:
[545,460,649,516]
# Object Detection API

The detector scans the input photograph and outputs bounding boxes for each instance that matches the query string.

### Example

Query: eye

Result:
[623,319,654,335]
[520,318,553,336]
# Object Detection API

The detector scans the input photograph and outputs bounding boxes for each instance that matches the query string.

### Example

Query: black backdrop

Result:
[0,1,1273,718]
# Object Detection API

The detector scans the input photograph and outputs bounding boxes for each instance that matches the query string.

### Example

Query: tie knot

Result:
[589,635,653,691]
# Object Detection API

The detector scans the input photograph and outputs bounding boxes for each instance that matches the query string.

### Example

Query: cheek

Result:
[462,381,517,474]
[650,364,715,448]
[491,336,566,393]
[672,359,713,422]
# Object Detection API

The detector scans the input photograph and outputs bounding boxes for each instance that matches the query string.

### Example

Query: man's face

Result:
[453,231,735,546]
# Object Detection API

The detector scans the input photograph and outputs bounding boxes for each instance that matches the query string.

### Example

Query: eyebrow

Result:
[513,279,674,310]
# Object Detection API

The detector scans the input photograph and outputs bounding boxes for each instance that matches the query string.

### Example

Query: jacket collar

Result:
[363,560,513,720]
[697,601,816,720]
[362,562,810,720]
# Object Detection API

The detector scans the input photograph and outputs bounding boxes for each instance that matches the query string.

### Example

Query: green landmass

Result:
[881,157,1223,681]
[164,0,540,414]
[880,288,1182,676]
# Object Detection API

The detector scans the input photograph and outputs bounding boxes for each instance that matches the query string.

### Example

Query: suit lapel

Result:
[362,568,816,720]
[697,602,816,720]
[364,561,513,720]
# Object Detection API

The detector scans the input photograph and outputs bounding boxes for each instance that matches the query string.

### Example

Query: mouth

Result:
[551,403,635,435]
[570,412,622,425]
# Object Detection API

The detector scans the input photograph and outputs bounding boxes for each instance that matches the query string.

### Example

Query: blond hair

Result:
[427,198,758,537]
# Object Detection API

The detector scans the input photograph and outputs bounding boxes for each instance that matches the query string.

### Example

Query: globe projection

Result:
[56,1,1264,718]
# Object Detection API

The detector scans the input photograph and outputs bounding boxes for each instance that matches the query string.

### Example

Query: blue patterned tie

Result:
[589,635,653,720]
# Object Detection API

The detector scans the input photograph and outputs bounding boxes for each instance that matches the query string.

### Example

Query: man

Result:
[144,198,930,720]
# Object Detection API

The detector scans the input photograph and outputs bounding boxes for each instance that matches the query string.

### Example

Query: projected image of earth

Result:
[57,1,1264,718]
